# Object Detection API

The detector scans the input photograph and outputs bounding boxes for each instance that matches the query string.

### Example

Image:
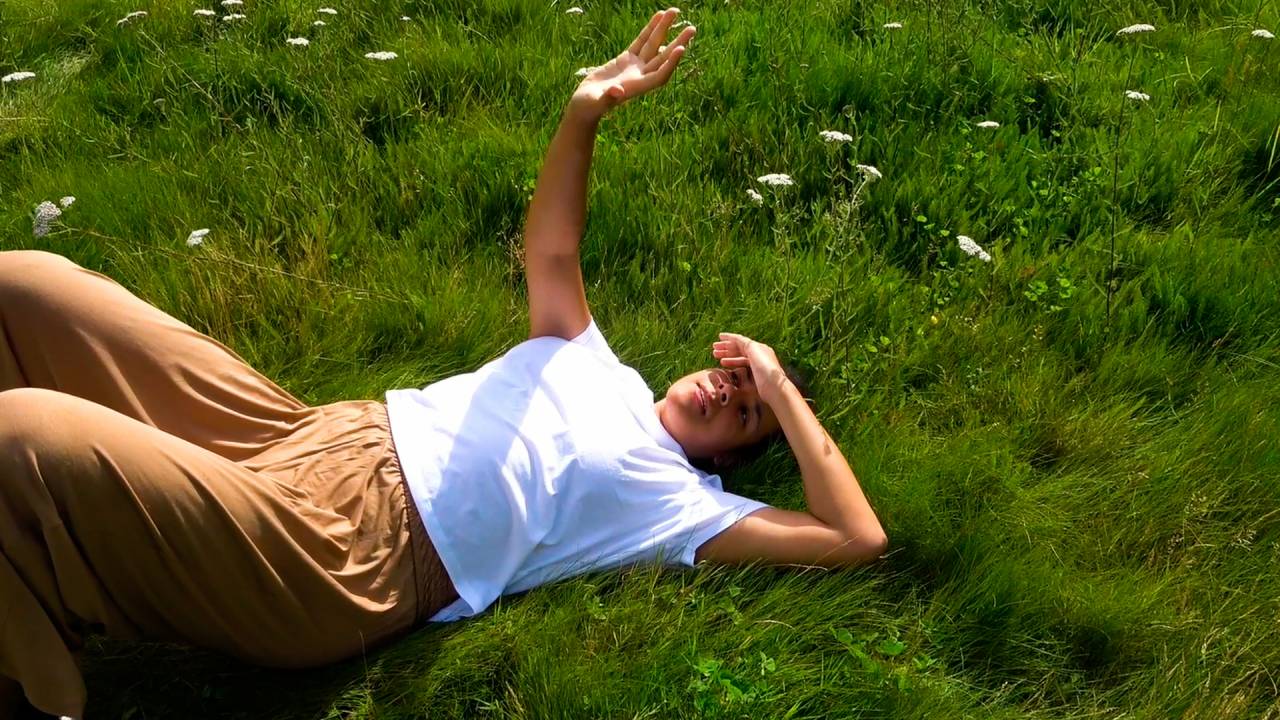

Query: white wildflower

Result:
[116,10,148,25]
[1251,28,1274,40]
[565,6,584,14]
[746,188,764,205]
[286,37,310,46]
[312,19,326,26]
[976,120,1000,129]
[883,22,902,29]
[856,164,882,181]
[1116,23,1155,35]
[400,15,411,21]
[33,201,62,238]
[222,13,246,21]
[956,235,991,262]
[317,7,337,14]
[59,196,76,208]
[756,173,794,187]
[187,228,210,246]
[365,51,398,61]
[1124,89,1150,102]
[221,0,243,5]
[574,66,595,77]
[193,8,216,16]
[673,20,691,28]
[3,71,36,84]
[819,129,853,143]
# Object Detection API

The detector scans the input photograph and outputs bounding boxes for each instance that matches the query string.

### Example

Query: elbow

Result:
[859,530,889,563]
[836,528,888,568]
[871,531,889,558]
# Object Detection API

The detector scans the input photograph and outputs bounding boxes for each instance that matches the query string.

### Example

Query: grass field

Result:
[5,0,1280,717]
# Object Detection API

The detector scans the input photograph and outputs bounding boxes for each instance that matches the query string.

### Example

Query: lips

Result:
[695,385,707,416]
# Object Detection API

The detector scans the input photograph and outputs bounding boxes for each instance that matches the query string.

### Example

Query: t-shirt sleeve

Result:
[674,484,771,568]
[569,315,620,364]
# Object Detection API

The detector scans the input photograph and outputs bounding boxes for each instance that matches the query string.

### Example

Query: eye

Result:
[740,407,748,427]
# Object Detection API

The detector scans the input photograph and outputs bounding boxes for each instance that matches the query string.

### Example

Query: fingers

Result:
[712,338,742,353]
[718,332,753,346]
[626,48,683,96]
[643,26,695,73]
[641,8,680,60]
[628,8,672,57]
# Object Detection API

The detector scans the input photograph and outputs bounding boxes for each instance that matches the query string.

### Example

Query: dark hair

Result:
[687,361,816,476]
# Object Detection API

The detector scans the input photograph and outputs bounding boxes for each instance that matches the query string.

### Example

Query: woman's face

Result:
[655,366,781,464]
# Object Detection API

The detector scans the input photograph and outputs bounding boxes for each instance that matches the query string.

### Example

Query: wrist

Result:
[760,368,793,406]
[564,98,604,129]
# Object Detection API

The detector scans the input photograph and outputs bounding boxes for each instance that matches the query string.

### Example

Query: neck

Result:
[653,398,681,449]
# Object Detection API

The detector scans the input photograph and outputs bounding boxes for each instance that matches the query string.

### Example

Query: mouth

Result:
[696,385,707,416]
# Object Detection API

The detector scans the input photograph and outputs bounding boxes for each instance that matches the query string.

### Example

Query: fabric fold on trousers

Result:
[0,250,458,718]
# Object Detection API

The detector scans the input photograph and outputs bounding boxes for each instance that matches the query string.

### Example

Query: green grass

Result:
[4,0,1280,717]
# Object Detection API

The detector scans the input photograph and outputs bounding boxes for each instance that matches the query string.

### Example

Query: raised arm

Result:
[523,108,597,341]
[524,8,695,340]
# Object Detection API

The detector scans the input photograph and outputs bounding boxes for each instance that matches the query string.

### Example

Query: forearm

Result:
[769,380,886,544]
[523,103,601,260]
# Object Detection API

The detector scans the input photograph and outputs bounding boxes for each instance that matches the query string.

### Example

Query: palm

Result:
[576,55,648,104]
[571,9,696,115]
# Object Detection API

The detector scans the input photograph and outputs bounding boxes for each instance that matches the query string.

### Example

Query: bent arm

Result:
[523,102,601,341]
[769,376,886,546]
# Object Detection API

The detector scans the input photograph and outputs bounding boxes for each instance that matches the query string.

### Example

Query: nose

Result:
[714,370,734,406]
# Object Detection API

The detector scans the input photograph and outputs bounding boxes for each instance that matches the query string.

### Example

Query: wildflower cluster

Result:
[956,235,991,262]
[31,197,76,238]
[1116,23,1155,35]
[116,10,148,26]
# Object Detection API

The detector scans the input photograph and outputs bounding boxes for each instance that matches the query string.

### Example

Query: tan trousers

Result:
[0,250,456,718]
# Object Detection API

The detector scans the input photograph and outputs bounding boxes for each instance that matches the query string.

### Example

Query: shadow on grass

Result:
[79,621,467,719]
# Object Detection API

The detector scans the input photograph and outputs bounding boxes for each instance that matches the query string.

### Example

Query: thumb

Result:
[608,84,625,102]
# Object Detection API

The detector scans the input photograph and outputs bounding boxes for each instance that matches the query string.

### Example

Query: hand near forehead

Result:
[712,333,789,406]
[569,8,696,121]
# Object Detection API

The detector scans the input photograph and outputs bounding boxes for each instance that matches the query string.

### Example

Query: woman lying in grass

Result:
[510,6,888,578]
[0,8,885,718]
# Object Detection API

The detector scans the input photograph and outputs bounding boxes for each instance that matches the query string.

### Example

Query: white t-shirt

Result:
[384,317,770,622]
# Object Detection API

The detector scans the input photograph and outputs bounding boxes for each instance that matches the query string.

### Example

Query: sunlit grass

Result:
[3,0,1279,717]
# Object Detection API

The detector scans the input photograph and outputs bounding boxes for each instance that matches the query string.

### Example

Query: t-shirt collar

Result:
[641,402,724,488]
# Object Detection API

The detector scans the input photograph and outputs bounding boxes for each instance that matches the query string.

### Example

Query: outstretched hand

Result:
[713,333,790,406]
[569,7,697,121]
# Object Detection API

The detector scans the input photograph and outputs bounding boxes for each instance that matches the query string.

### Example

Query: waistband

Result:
[399,473,460,623]
[375,401,460,625]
